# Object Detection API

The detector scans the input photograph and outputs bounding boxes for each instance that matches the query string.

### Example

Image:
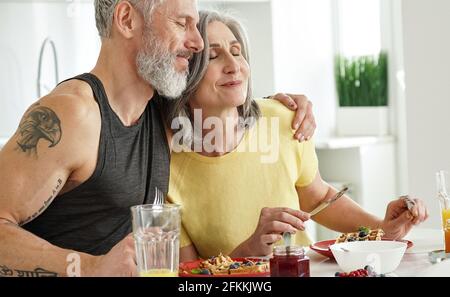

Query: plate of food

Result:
[310,227,413,260]
[179,253,270,277]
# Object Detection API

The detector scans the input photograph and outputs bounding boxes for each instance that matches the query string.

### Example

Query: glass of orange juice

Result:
[436,171,450,255]
[131,204,181,277]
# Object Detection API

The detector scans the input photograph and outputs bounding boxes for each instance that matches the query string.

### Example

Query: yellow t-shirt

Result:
[167,99,319,258]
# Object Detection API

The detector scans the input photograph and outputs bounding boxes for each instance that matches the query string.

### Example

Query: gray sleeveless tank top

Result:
[23,73,170,255]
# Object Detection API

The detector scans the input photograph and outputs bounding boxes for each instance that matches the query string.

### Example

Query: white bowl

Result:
[330,241,407,274]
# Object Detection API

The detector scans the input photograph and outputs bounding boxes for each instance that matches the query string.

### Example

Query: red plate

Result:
[310,239,414,260]
[179,258,270,277]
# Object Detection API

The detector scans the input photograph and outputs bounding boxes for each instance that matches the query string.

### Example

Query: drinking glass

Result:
[436,171,450,254]
[131,204,181,277]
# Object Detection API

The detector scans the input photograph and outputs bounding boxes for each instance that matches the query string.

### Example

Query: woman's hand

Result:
[270,93,316,142]
[232,207,310,257]
[381,197,429,240]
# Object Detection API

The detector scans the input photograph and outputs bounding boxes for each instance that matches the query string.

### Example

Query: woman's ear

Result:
[112,1,143,39]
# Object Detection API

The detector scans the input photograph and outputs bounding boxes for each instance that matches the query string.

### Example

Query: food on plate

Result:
[334,265,386,278]
[183,253,269,275]
[335,226,385,243]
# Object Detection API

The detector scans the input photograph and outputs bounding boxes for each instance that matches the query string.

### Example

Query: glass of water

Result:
[436,171,450,255]
[131,204,181,277]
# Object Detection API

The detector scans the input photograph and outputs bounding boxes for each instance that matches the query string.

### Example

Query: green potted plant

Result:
[335,52,389,136]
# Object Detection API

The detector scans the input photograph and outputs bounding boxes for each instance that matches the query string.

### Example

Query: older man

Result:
[0,0,316,277]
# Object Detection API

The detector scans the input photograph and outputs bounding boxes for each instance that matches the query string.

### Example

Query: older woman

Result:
[167,10,429,261]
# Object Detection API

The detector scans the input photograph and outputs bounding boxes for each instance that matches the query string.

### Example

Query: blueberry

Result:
[244,262,253,266]
[200,269,211,275]
[359,231,368,238]
[335,272,341,277]
[229,263,240,269]
[348,237,356,242]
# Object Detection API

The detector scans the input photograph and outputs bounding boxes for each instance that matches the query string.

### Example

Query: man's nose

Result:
[185,26,204,53]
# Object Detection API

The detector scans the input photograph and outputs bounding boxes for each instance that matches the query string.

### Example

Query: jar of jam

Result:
[270,246,310,277]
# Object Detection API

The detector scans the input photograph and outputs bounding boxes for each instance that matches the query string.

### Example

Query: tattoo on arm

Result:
[16,102,62,155]
[0,265,58,277]
[19,178,63,226]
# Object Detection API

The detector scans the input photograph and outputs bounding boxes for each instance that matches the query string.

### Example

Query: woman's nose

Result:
[223,54,240,74]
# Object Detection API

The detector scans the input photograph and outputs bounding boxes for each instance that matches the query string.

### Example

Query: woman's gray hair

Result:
[95,0,165,38]
[167,10,261,132]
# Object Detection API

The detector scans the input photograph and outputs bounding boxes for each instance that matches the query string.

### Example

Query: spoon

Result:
[283,232,292,255]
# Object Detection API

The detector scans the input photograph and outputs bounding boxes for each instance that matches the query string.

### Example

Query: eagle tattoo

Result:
[17,106,62,154]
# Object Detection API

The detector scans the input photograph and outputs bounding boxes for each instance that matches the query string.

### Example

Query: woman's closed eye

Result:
[231,52,241,57]
[230,43,242,57]
[209,50,218,60]
[209,48,242,60]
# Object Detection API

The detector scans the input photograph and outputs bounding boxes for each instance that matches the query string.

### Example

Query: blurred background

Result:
[0,0,449,240]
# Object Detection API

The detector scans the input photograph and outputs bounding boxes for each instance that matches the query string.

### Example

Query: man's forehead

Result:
[161,0,199,21]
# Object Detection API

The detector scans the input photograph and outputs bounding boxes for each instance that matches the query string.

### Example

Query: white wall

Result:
[271,0,337,139]
[0,0,100,138]
[402,0,450,228]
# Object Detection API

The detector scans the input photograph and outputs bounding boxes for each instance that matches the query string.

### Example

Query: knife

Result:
[310,187,349,217]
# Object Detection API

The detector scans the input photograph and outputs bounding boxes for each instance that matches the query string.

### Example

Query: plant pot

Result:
[337,106,389,136]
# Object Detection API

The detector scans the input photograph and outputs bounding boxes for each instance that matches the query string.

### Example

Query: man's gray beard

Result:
[136,33,189,99]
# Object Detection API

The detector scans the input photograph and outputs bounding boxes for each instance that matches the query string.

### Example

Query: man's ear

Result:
[112,1,143,39]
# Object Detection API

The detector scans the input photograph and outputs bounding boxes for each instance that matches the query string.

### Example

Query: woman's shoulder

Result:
[254,99,295,132]
[255,98,295,118]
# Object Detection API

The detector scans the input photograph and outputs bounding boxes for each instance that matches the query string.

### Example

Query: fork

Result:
[400,195,416,215]
[153,187,165,205]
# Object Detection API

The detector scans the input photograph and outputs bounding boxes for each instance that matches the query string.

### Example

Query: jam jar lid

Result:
[273,245,305,256]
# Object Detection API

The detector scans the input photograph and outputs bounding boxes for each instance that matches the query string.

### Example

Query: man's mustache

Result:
[176,50,194,61]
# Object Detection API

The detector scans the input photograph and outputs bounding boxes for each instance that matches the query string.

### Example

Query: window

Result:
[336,0,382,57]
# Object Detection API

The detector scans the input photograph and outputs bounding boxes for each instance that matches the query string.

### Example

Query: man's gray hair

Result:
[94,0,165,38]
[167,10,261,130]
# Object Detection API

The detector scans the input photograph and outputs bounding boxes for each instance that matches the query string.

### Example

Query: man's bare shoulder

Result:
[25,80,100,125]
[45,79,98,115]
